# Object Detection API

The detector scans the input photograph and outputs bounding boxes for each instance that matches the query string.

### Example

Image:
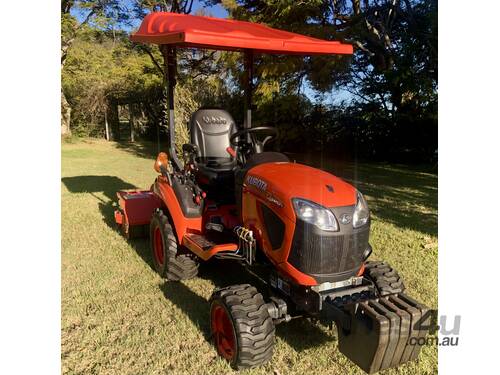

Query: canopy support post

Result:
[161,45,182,170]
[244,50,253,130]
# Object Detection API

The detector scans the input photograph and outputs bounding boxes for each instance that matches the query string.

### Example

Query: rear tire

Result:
[364,261,405,296]
[149,210,198,280]
[209,284,275,370]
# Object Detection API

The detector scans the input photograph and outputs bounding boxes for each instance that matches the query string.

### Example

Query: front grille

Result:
[288,219,370,277]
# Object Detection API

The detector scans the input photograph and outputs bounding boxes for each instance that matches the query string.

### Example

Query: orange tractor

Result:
[114,12,431,373]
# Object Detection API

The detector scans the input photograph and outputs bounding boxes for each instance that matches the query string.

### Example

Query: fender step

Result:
[335,293,431,374]
[182,233,238,261]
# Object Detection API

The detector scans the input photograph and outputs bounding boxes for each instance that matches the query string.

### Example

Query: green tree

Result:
[202,0,437,159]
[62,22,230,149]
[129,1,231,150]
[61,0,128,136]
[62,30,162,136]
[204,0,437,120]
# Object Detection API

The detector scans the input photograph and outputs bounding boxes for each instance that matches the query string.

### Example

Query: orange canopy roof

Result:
[130,12,353,55]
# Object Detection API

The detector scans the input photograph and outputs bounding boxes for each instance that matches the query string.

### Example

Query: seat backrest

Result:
[189,109,237,158]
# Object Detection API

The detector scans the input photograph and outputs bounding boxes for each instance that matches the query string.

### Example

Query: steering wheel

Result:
[230,126,278,154]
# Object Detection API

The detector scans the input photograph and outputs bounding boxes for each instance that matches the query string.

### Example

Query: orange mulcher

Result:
[114,12,431,373]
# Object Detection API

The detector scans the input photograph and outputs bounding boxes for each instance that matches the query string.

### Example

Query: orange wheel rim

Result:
[211,303,236,360]
[153,227,164,266]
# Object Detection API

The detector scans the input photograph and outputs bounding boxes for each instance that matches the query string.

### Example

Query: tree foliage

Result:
[204,0,437,160]
[61,0,437,162]
[62,28,161,135]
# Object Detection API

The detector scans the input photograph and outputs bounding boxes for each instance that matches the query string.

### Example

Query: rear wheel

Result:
[149,210,198,280]
[209,284,275,369]
[364,261,405,296]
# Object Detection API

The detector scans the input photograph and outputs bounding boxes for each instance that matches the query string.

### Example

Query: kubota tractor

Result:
[114,12,431,373]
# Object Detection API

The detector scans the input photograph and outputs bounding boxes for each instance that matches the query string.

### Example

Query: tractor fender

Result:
[153,176,202,241]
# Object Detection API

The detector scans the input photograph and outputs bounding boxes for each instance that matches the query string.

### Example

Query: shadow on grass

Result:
[62,175,156,272]
[347,164,437,236]
[97,199,157,273]
[158,260,334,352]
[113,141,159,159]
[159,282,211,339]
[62,175,136,202]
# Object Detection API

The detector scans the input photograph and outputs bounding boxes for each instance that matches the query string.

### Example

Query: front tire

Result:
[209,284,275,370]
[149,210,198,280]
[364,261,405,296]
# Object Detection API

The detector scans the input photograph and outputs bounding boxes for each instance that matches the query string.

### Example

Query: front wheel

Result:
[209,284,275,369]
[364,261,405,296]
[149,210,198,280]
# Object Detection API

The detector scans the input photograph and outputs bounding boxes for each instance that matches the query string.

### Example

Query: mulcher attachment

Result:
[336,293,431,374]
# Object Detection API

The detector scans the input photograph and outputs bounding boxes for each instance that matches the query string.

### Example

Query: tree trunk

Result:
[61,88,72,136]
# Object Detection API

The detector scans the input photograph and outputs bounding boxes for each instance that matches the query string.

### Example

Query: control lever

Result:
[226,146,236,158]
[183,178,205,205]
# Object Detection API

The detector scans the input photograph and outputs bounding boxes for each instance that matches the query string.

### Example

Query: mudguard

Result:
[153,176,202,241]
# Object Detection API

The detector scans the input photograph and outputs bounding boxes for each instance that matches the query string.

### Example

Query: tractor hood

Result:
[245,162,357,220]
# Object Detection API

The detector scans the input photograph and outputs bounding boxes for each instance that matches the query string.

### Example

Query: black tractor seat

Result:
[195,156,235,171]
[188,108,238,200]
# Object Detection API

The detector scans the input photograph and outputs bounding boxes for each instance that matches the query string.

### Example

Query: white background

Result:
[0,0,499,373]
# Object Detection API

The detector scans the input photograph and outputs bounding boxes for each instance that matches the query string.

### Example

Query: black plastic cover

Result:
[261,204,285,250]
[171,176,203,218]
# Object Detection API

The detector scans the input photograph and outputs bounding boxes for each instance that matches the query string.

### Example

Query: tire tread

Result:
[210,284,275,369]
[150,210,198,280]
[365,261,405,296]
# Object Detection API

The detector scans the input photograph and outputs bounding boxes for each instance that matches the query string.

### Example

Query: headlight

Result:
[292,198,338,231]
[353,191,370,228]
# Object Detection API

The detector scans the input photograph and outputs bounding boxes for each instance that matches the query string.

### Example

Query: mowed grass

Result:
[61,139,437,375]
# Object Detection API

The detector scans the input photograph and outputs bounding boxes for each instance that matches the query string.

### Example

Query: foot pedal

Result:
[205,222,224,232]
[184,233,216,251]
[182,233,238,261]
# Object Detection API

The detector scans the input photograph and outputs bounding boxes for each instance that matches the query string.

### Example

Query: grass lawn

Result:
[61,139,437,375]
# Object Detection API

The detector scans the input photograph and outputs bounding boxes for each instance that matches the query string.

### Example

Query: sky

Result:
[71,0,352,104]
[192,0,228,17]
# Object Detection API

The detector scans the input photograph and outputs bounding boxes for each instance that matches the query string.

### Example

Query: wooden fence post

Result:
[104,109,110,141]
[129,103,135,142]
